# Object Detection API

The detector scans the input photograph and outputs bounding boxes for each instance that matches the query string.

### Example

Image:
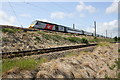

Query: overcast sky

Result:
[1,1,118,37]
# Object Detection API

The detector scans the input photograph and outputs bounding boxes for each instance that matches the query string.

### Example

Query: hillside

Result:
[1,27,108,53]
[2,42,119,78]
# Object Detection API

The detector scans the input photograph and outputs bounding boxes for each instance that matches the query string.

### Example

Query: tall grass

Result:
[2,28,21,33]
[2,57,48,73]
[66,37,88,44]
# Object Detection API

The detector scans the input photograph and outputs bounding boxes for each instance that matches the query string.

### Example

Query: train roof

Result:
[35,20,69,28]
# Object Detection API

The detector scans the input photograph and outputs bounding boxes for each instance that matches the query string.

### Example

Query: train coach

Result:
[29,20,103,37]
[29,20,68,32]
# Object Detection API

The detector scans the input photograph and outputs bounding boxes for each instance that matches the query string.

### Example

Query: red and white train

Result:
[29,20,105,37]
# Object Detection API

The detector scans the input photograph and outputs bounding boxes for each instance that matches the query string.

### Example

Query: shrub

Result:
[81,38,88,44]
[43,34,64,42]
[66,37,81,43]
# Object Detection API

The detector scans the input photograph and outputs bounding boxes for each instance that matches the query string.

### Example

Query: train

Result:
[29,20,106,38]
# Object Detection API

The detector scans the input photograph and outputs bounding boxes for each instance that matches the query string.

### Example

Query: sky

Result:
[1,1,118,37]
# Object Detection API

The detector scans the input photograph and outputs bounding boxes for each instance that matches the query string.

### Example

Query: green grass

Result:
[34,36,41,42]
[89,38,114,43]
[109,64,116,70]
[66,37,81,43]
[42,34,64,42]
[37,31,46,34]
[118,49,120,53]
[66,37,88,44]
[115,58,120,78]
[2,57,48,73]
[115,59,120,70]
[97,42,110,47]
[2,28,21,33]
[2,37,9,42]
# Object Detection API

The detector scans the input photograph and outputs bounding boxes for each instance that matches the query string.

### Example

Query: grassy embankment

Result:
[2,28,115,73]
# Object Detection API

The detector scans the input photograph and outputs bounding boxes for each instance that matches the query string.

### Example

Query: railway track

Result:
[2,43,97,59]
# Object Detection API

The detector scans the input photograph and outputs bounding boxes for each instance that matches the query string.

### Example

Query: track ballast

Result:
[2,43,97,59]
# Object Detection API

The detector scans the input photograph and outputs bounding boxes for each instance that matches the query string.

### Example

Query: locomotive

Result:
[29,20,105,37]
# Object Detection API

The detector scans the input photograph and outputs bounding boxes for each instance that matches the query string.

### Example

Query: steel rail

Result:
[2,44,97,59]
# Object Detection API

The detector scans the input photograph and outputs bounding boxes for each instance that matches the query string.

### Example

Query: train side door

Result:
[55,25,59,31]
[64,27,67,32]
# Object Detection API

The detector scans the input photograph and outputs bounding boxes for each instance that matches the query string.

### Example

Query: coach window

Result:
[55,25,59,31]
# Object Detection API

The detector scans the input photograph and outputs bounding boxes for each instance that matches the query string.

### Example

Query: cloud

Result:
[97,20,118,37]
[79,13,85,18]
[106,2,118,14]
[0,10,16,25]
[76,2,96,13]
[20,14,31,18]
[50,12,73,19]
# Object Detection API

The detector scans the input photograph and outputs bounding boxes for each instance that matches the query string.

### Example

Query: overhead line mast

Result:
[94,21,96,36]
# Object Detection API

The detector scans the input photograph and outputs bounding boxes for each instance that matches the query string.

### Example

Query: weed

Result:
[34,36,41,41]
[104,74,110,79]
[2,57,48,73]
[115,59,120,69]
[81,38,88,44]
[2,28,21,33]
[109,64,116,70]
[118,49,120,53]
[66,37,81,43]
[2,38,9,42]
[89,38,114,43]
[97,42,110,47]
[37,31,46,34]
[42,34,64,42]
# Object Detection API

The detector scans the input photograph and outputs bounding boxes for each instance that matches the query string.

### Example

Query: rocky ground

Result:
[2,42,119,78]
[2,28,98,52]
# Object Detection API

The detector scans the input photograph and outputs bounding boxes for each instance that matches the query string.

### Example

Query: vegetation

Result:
[97,42,110,46]
[115,58,120,78]
[34,36,41,42]
[37,31,46,34]
[66,37,81,43]
[2,28,21,33]
[42,34,64,42]
[113,36,120,42]
[2,57,48,72]
[89,38,114,42]
[118,49,120,53]
[66,37,88,44]
[2,37,9,42]
[81,38,88,44]
[109,64,116,70]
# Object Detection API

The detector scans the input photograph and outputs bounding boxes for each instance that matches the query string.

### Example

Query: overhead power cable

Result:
[8,0,23,27]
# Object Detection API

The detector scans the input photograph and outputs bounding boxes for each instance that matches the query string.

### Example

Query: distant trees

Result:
[113,36,120,42]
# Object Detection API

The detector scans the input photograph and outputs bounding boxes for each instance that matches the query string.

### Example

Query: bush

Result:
[66,37,81,43]
[66,37,88,44]
[42,34,64,42]
[81,38,88,44]
[113,36,117,42]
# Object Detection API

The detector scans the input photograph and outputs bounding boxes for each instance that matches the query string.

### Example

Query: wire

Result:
[8,0,23,27]
[50,2,71,12]
[25,2,52,13]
